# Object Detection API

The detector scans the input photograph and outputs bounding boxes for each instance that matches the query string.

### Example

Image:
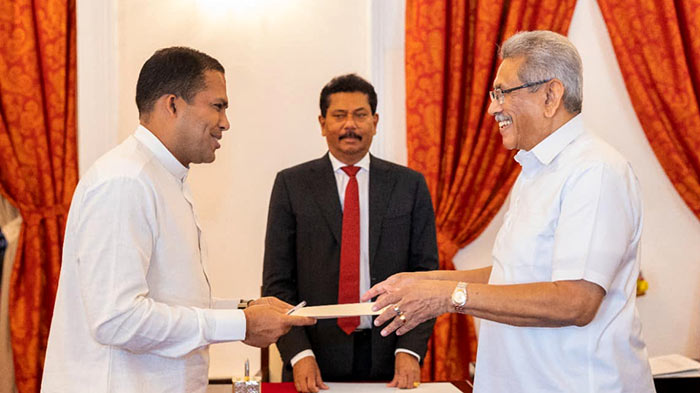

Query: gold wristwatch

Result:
[451,282,468,312]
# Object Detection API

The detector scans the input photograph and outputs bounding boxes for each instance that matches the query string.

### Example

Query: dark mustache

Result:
[339,132,362,141]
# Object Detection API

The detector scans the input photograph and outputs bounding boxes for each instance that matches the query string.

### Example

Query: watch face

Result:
[453,291,466,304]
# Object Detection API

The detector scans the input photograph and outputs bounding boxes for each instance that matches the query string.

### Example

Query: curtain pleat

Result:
[0,1,78,391]
[597,0,700,220]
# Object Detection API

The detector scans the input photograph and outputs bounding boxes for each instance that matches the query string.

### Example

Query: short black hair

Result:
[319,74,377,117]
[135,46,225,116]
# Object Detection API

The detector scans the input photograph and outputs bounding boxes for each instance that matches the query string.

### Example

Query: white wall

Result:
[77,0,699,380]
[76,0,118,174]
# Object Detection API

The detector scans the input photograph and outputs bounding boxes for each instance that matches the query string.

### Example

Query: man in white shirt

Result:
[262,74,438,392]
[363,31,656,392]
[41,47,315,393]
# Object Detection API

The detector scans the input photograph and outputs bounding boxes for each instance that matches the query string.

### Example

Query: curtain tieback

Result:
[19,203,71,225]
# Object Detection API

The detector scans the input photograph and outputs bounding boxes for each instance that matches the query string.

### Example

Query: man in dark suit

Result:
[262,74,438,392]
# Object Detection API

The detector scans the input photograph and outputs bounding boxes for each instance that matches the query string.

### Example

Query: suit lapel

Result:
[307,154,342,244]
[369,155,396,264]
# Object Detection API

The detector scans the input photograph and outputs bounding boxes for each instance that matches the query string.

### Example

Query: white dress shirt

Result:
[42,126,246,393]
[291,152,419,366]
[474,115,654,392]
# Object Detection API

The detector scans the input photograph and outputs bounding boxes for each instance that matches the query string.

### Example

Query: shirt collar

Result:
[328,151,370,173]
[134,125,189,182]
[515,114,584,174]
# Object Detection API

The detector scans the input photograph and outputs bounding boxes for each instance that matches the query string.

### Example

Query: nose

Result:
[343,113,357,129]
[220,111,230,131]
[487,98,501,117]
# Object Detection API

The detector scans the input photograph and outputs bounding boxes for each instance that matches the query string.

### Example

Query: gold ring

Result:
[399,314,406,323]
[393,304,401,315]
[413,382,420,388]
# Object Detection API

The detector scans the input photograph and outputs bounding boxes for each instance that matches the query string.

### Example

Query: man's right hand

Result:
[242,297,315,348]
[360,272,418,302]
[293,356,329,393]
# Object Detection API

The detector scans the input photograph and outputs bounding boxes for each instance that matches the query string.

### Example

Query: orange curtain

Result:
[0,1,77,392]
[405,0,577,381]
[597,0,700,219]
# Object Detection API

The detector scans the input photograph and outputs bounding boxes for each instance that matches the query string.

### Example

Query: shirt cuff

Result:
[395,348,421,362]
[552,269,611,293]
[203,308,247,342]
[211,297,240,309]
[290,349,315,367]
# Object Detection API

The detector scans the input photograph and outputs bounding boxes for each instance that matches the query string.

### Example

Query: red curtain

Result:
[405,0,577,381]
[597,0,700,220]
[0,1,77,392]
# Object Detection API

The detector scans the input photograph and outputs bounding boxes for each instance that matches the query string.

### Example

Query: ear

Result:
[543,79,564,118]
[371,113,379,135]
[164,94,178,117]
[318,114,327,136]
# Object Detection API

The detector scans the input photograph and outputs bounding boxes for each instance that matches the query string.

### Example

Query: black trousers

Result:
[349,329,372,380]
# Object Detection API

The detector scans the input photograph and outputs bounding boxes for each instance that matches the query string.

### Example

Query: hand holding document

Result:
[241,297,315,348]
[287,302,389,319]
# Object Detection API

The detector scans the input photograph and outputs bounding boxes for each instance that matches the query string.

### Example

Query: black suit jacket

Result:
[262,153,438,381]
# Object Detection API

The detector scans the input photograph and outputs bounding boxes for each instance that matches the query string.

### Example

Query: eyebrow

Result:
[330,107,370,114]
[216,98,229,109]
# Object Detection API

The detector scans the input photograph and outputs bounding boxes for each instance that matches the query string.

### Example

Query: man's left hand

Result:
[387,352,421,389]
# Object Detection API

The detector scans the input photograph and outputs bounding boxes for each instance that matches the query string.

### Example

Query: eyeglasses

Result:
[489,78,553,104]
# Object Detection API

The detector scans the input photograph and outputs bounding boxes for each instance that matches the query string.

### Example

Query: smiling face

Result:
[171,70,230,166]
[488,57,549,151]
[319,91,378,165]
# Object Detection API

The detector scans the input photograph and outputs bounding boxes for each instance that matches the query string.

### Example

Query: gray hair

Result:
[500,30,583,113]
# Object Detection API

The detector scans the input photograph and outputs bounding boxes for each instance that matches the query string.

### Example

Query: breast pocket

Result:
[497,208,556,284]
[378,212,411,256]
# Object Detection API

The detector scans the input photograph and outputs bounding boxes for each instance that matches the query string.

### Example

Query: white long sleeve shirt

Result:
[42,126,246,393]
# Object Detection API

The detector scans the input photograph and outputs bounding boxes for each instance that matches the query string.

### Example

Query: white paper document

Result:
[289,302,388,318]
[649,354,700,377]
[324,382,462,392]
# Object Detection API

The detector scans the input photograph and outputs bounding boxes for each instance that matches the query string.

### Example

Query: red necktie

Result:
[338,166,360,335]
